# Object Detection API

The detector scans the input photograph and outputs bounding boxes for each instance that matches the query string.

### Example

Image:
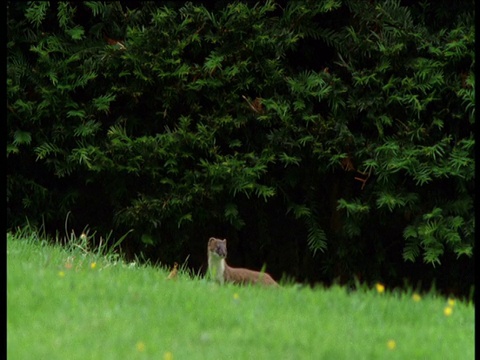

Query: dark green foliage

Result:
[7,1,474,296]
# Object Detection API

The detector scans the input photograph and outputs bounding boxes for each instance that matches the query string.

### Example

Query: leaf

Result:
[337,198,370,217]
[287,203,311,219]
[376,192,399,212]
[224,203,245,229]
[403,225,418,239]
[70,147,92,166]
[13,130,32,145]
[67,110,86,119]
[66,26,85,40]
[422,243,443,266]
[403,238,420,262]
[73,120,102,137]
[203,52,224,73]
[177,213,193,228]
[7,144,19,155]
[422,207,443,220]
[306,221,327,256]
[224,203,239,219]
[254,184,276,201]
[278,152,301,167]
[84,2,110,17]
[34,142,62,160]
[25,2,50,28]
[141,234,155,245]
[93,93,116,113]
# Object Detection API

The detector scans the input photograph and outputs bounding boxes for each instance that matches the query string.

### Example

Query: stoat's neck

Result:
[208,252,226,284]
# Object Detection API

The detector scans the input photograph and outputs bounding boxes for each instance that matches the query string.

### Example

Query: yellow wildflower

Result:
[90,262,97,269]
[136,341,146,352]
[444,306,453,316]
[164,351,174,360]
[375,283,385,293]
[58,271,65,277]
[412,293,421,302]
[447,298,455,307]
[387,339,396,350]
[233,293,240,300]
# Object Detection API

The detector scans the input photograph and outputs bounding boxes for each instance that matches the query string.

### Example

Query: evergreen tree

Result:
[7,1,474,296]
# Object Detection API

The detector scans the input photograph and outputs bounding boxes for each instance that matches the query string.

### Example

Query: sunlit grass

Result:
[7,232,474,359]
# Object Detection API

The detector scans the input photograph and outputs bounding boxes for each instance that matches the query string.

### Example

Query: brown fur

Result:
[207,237,279,286]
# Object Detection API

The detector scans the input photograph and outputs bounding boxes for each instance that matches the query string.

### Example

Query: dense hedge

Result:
[7,1,474,297]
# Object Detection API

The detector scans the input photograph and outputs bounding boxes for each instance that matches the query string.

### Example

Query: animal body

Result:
[207,237,278,286]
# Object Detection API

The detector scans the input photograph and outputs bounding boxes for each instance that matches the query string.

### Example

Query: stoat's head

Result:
[208,237,227,259]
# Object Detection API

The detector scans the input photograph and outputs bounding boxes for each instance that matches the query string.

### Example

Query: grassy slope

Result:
[7,234,474,360]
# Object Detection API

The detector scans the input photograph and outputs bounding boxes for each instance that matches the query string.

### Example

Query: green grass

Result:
[7,232,474,360]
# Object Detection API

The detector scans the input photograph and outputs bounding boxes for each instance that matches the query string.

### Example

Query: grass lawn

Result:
[7,232,474,359]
